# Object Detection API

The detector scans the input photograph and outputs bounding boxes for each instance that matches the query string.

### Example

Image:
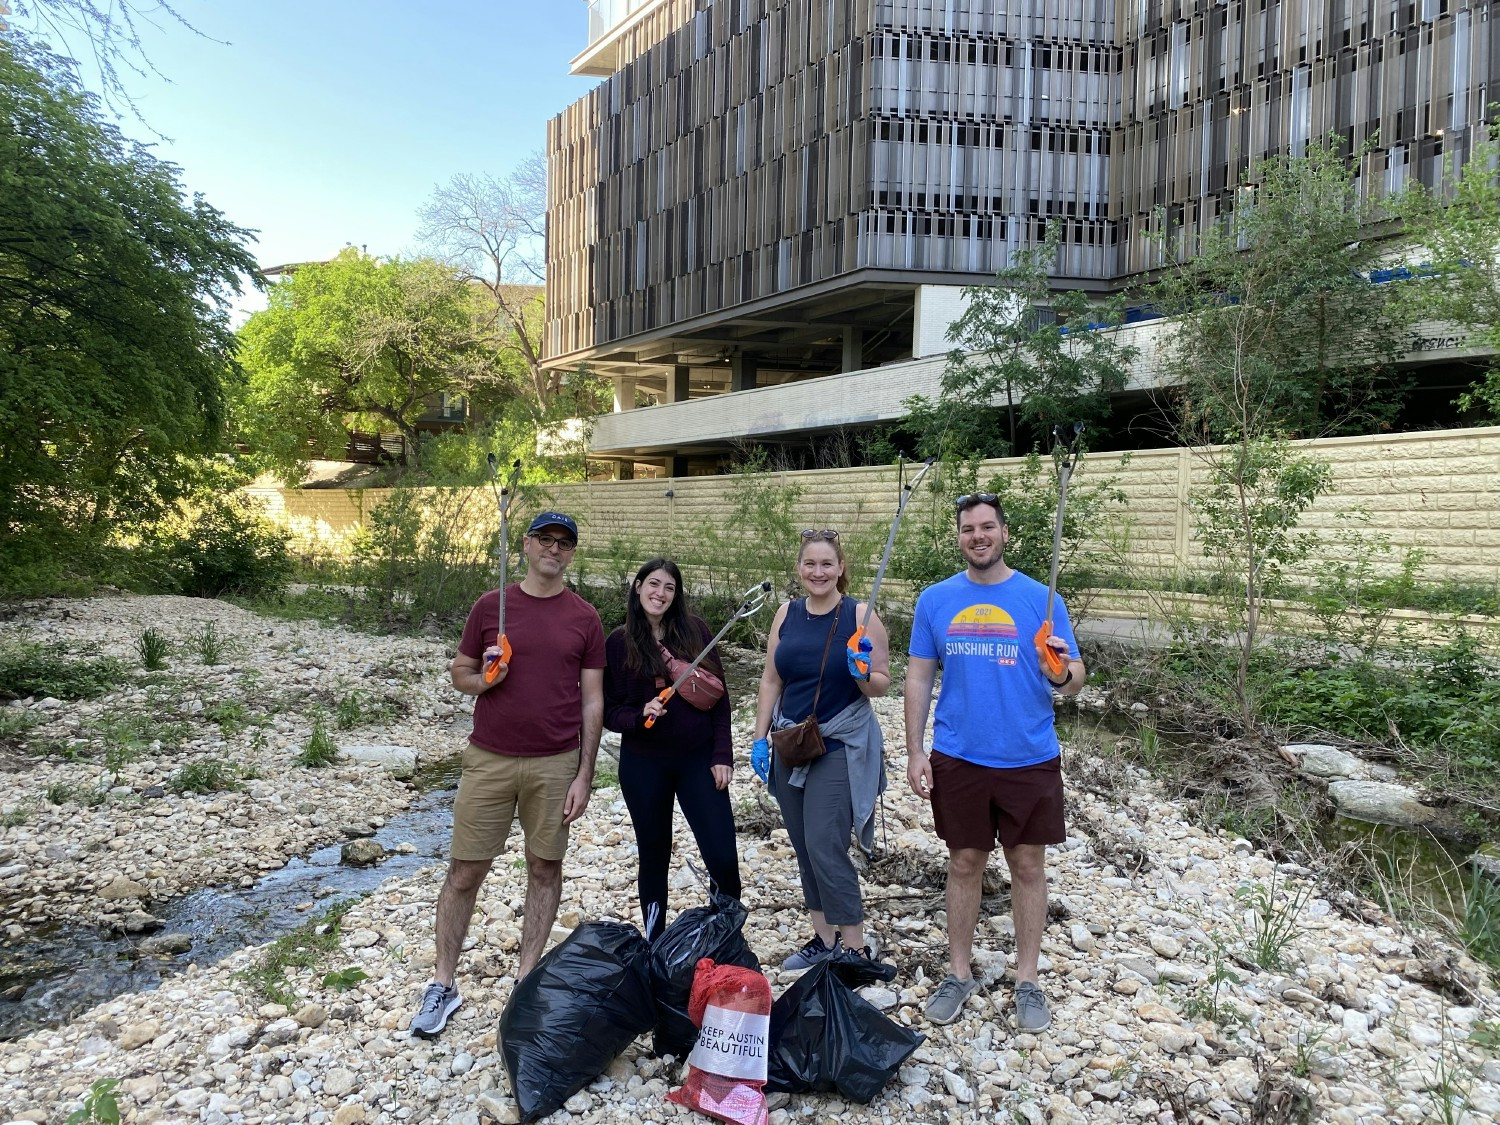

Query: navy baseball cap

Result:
[526,511,579,541]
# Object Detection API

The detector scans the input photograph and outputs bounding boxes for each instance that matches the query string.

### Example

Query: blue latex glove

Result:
[846,635,873,681]
[751,738,771,783]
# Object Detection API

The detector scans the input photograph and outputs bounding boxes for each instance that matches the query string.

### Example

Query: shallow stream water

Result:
[0,756,463,1041]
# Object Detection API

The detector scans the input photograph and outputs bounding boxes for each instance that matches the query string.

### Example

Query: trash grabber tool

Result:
[644,580,773,728]
[1035,423,1085,679]
[484,455,523,684]
[847,456,936,676]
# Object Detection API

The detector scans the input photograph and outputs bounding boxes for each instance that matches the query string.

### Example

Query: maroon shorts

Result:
[930,751,1065,852]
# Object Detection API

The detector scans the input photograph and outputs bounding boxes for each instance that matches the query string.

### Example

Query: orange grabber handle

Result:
[483,635,513,683]
[643,686,674,728]
[1034,621,1065,678]
[846,625,870,678]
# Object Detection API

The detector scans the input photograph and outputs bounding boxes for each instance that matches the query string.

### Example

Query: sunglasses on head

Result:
[800,529,839,541]
[954,493,1000,511]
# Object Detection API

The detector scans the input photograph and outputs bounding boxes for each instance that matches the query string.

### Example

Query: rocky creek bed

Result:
[0,594,1497,1124]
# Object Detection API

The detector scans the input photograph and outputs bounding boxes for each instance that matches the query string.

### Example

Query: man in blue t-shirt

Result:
[904,494,1085,1031]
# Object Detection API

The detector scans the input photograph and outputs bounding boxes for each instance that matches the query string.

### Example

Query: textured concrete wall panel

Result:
[261,427,1500,590]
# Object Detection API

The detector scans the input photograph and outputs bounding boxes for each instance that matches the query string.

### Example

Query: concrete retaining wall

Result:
[247,426,1500,594]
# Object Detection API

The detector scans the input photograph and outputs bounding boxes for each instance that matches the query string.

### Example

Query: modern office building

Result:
[545,1,1499,475]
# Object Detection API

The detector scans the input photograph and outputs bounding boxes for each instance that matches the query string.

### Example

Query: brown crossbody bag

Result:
[769,602,842,771]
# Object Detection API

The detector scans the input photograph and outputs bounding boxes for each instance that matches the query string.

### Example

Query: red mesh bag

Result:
[666,958,772,1125]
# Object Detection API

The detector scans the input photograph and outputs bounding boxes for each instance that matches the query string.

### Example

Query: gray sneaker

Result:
[410,980,462,1038]
[781,934,833,971]
[925,974,980,1025]
[1013,981,1051,1031]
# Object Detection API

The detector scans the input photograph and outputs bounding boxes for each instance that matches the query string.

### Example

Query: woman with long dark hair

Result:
[603,557,741,940]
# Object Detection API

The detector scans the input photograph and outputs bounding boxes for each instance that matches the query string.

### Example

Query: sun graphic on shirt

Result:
[945,604,1019,640]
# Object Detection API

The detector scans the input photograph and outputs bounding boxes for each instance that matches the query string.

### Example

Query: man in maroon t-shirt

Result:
[409,510,606,1038]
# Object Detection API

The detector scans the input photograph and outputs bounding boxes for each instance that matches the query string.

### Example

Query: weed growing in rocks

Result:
[65,1077,121,1125]
[44,781,106,808]
[1426,1015,1476,1125]
[1248,1063,1317,1125]
[332,689,398,731]
[334,691,363,730]
[0,644,129,701]
[1460,865,1500,968]
[167,758,241,796]
[296,722,338,768]
[201,699,255,735]
[1238,869,1313,972]
[135,628,171,672]
[1289,1027,1338,1079]
[0,802,32,827]
[196,621,228,665]
[321,966,369,992]
[1179,936,1248,1029]
[237,897,361,1007]
[85,714,189,761]
[0,708,38,742]
[1471,1020,1500,1050]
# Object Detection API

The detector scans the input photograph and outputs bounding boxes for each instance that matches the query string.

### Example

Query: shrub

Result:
[0,644,129,702]
[345,483,490,631]
[157,491,293,599]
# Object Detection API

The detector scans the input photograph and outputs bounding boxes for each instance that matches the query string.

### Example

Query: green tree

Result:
[0,35,255,568]
[1143,138,1413,727]
[904,228,1136,459]
[1147,137,1417,442]
[235,250,494,479]
[1400,121,1500,420]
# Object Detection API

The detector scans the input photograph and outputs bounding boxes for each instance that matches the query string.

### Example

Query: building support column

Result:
[666,365,691,403]
[730,354,757,392]
[613,377,637,412]
[841,327,864,373]
[614,459,635,480]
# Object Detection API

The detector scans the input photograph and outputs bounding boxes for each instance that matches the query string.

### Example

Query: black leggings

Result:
[618,745,742,941]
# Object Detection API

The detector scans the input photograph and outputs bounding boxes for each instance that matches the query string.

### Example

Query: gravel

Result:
[2,594,1497,1125]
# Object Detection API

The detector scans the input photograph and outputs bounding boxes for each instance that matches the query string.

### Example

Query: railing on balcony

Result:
[343,431,409,465]
[586,0,659,45]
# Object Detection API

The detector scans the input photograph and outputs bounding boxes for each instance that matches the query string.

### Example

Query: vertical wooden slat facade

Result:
[546,0,1498,364]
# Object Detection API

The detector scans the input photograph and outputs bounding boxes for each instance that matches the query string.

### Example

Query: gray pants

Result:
[772,747,862,925]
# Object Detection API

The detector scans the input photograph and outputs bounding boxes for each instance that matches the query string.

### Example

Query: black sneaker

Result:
[828,938,898,984]
[780,933,833,971]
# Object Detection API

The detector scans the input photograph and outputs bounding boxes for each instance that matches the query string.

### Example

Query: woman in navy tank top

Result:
[751,530,896,980]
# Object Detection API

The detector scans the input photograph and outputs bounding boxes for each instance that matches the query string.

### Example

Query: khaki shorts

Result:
[450,743,579,862]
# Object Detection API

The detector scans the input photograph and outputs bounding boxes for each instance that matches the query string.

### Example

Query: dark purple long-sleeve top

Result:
[602,617,733,767]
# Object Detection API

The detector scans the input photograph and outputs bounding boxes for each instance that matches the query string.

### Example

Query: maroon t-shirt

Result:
[458,585,606,757]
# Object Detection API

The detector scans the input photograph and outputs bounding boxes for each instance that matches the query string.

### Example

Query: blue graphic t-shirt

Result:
[908,570,1077,769]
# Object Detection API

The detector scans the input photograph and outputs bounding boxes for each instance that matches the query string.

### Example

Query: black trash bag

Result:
[648,892,761,1057]
[500,920,654,1122]
[766,958,925,1103]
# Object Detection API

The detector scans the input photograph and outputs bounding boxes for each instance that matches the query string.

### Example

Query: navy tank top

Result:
[774,596,863,733]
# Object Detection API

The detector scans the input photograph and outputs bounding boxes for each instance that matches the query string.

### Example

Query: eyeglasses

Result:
[800,529,839,541]
[955,493,1000,511]
[529,533,577,552]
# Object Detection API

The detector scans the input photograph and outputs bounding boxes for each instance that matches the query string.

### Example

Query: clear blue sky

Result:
[43,1,600,276]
